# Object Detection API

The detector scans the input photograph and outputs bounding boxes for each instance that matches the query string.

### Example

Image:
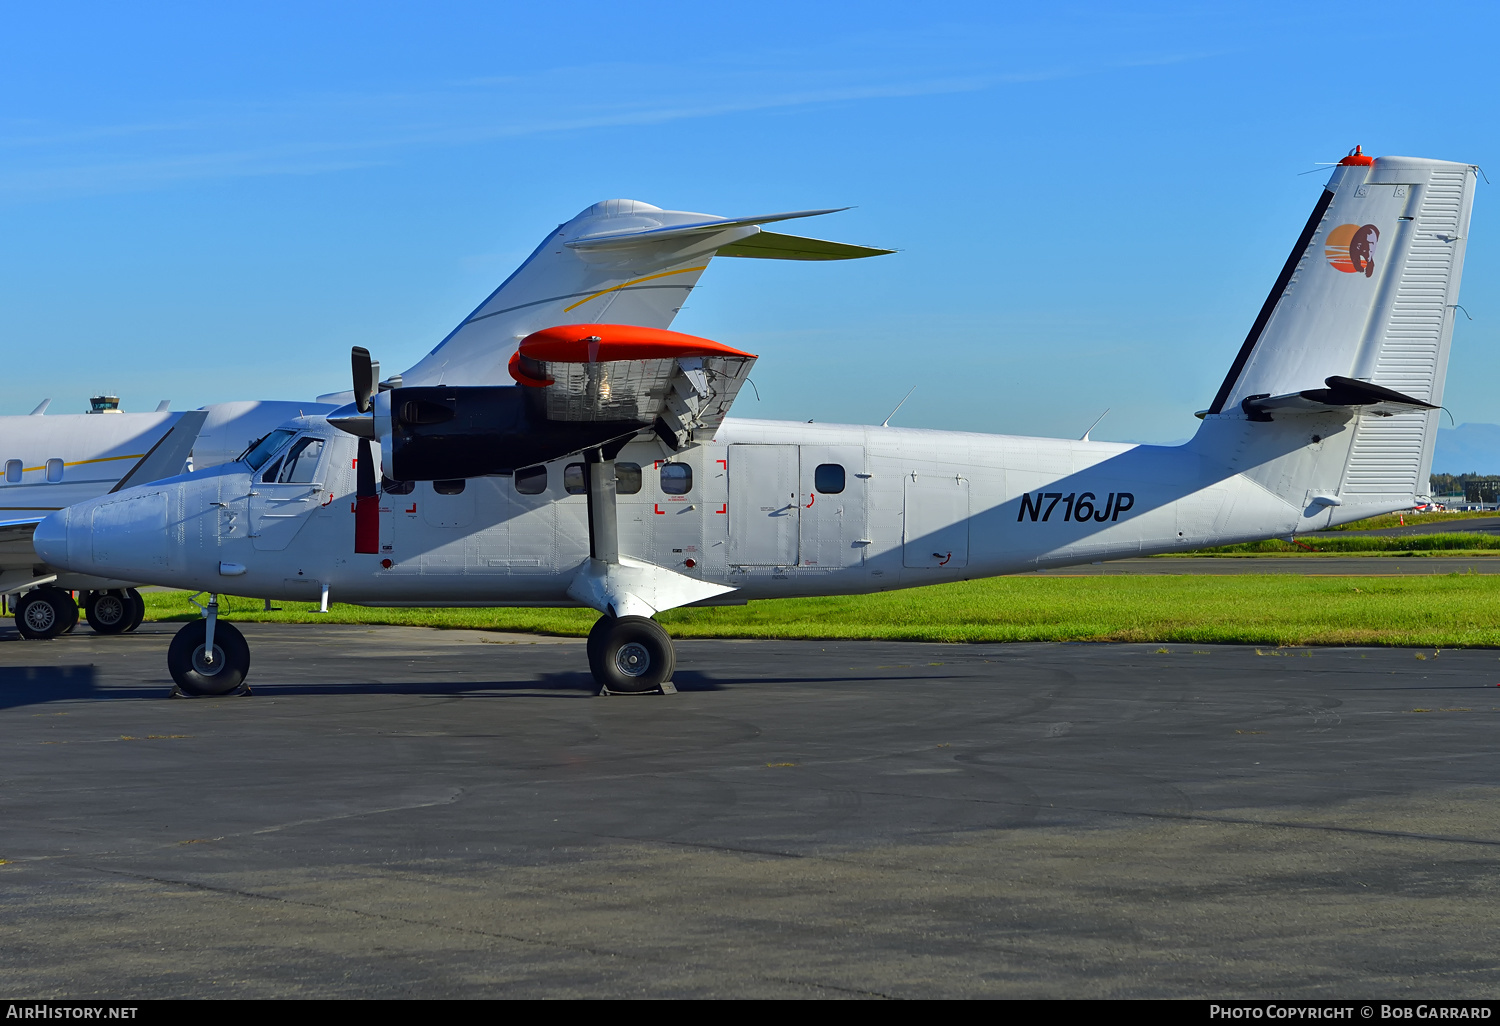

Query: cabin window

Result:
[815,463,846,494]
[45,459,63,483]
[278,437,325,484]
[564,463,587,495]
[4,460,19,484]
[660,462,692,495]
[515,465,547,495]
[260,457,284,483]
[433,479,466,495]
[381,477,414,495]
[615,463,642,495]
[239,429,296,471]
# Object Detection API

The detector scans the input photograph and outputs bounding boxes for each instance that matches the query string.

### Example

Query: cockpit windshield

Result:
[238,429,297,471]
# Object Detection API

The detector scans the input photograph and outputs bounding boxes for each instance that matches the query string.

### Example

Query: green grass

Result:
[1325,510,1498,531]
[1191,532,1500,555]
[143,572,1500,648]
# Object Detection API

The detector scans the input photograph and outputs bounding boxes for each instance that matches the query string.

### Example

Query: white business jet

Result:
[0,398,207,637]
[34,152,1477,697]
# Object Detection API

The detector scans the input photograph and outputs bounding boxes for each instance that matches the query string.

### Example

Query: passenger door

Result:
[798,445,866,569]
[728,444,799,566]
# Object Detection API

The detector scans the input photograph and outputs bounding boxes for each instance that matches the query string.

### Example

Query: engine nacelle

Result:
[376,386,643,482]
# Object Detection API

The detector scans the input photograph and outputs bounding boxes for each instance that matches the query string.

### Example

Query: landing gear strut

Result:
[167,595,251,696]
[588,614,676,694]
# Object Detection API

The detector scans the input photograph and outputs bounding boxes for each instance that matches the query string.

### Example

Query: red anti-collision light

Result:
[517,324,756,365]
[1339,145,1375,167]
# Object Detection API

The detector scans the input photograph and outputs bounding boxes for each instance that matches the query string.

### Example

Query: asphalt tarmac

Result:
[4,621,1500,998]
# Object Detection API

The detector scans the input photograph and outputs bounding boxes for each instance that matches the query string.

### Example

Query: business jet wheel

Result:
[167,619,251,696]
[123,588,146,632]
[14,588,72,640]
[588,615,675,694]
[59,591,81,634]
[85,590,131,635]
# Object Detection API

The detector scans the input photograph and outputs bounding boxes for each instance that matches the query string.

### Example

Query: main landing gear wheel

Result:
[587,615,676,694]
[123,588,146,633]
[59,591,80,635]
[85,590,132,635]
[167,619,251,696]
[14,588,76,640]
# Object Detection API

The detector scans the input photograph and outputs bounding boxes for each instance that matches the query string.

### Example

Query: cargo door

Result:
[903,472,969,568]
[728,444,799,566]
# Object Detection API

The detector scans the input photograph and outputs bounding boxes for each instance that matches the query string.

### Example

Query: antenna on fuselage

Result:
[881,386,916,428]
[1080,408,1110,441]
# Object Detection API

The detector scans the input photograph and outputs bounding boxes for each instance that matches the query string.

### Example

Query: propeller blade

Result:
[354,436,379,554]
[352,346,375,414]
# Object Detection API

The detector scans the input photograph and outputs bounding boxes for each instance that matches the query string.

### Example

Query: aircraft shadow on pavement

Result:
[0,665,107,710]
[253,670,728,696]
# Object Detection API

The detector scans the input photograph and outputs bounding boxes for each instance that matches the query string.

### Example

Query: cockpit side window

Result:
[278,437,325,484]
[240,429,297,471]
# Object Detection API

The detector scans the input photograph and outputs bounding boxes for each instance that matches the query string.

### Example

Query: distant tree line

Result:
[1430,473,1500,503]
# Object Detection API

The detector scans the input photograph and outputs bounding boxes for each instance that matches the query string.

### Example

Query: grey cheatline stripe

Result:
[461,283,698,326]
[1208,187,1337,415]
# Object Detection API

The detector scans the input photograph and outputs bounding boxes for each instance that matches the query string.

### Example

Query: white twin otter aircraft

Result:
[32,151,1478,696]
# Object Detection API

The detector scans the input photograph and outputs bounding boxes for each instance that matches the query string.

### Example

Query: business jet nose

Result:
[32,509,70,569]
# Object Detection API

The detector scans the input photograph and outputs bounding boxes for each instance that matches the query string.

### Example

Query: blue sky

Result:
[2,1,1497,447]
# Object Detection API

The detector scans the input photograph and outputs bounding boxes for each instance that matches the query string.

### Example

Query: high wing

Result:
[383,200,890,391]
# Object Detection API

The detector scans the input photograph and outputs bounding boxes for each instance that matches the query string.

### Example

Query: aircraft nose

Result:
[32,509,70,569]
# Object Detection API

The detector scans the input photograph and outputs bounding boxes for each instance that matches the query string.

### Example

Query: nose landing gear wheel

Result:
[167,619,251,696]
[14,588,75,640]
[587,615,675,694]
[85,590,131,635]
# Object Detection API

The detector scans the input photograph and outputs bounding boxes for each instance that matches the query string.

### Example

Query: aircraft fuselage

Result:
[48,411,1403,608]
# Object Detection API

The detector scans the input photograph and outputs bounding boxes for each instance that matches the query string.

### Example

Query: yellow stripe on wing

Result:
[561,266,708,314]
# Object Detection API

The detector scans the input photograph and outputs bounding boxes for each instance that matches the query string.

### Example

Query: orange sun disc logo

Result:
[1325,223,1380,277]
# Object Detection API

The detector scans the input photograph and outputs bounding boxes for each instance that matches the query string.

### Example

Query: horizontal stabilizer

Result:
[1242,375,1439,420]
[715,230,894,261]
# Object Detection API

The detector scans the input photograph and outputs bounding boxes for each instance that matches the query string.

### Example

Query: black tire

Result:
[15,588,72,640]
[167,619,251,696]
[587,615,675,694]
[586,614,616,671]
[85,590,132,635]
[59,591,80,635]
[123,588,146,633]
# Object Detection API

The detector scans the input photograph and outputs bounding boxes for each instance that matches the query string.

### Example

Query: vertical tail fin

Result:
[1205,152,1478,507]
